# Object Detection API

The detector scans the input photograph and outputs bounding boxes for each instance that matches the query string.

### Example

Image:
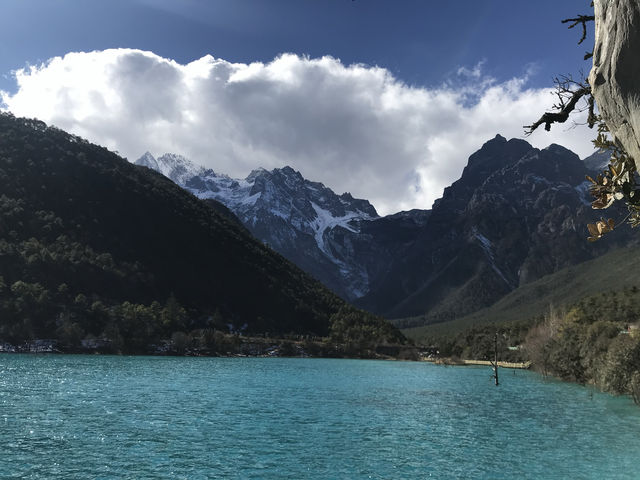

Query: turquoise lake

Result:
[2,355,640,479]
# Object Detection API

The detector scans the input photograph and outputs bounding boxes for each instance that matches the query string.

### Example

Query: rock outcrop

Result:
[590,0,640,161]
[356,136,632,323]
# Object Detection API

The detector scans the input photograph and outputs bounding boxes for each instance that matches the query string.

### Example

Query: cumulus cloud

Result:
[1,49,596,215]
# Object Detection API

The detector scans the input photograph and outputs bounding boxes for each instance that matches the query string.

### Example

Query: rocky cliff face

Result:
[590,0,640,161]
[356,135,630,323]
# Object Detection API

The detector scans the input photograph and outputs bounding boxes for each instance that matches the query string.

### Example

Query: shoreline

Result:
[0,336,419,361]
[420,356,531,369]
[0,340,531,366]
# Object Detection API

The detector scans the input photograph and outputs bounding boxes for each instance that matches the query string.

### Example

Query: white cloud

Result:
[1,49,596,215]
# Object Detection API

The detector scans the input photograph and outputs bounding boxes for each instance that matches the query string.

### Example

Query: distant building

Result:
[0,343,16,353]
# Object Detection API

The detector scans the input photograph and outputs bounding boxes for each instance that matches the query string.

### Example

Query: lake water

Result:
[1,355,640,479]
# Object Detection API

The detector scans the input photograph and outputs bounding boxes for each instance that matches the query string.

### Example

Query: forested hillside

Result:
[0,113,402,353]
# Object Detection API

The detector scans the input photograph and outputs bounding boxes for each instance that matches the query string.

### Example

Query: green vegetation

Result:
[0,113,402,354]
[409,286,640,403]
[521,288,640,403]
[329,306,405,357]
[414,322,530,365]
[402,243,640,340]
[522,289,640,397]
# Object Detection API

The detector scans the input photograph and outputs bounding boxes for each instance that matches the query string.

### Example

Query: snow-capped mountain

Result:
[138,152,206,185]
[134,152,386,299]
[135,138,631,327]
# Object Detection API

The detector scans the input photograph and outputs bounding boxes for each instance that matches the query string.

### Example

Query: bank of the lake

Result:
[0,335,417,360]
[2,355,639,479]
[407,288,640,404]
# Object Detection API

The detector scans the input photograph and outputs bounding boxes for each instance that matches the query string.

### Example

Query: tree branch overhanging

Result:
[524,82,591,135]
[524,6,640,240]
[524,10,596,136]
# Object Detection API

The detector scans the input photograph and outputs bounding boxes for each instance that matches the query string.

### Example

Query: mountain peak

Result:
[543,143,578,158]
[135,151,159,170]
[510,142,584,185]
[279,165,299,174]
[448,135,534,194]
[474,134,507,152]
[246,167,268,182]
[275,165,305,182]
[155,153,205,184]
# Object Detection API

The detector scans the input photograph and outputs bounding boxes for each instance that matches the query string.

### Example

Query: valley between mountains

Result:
[135,134,630,330]
[2,111,636,364]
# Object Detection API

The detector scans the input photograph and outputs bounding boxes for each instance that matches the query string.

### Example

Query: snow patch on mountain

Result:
[136,151,159,170]
[472,227,513,288]
[188,172,260,211]
[160,154,205,184]
[134,152,379,299]
[310,202,363,255]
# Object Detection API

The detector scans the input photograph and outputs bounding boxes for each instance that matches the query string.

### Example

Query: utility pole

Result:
[490,332,499,386]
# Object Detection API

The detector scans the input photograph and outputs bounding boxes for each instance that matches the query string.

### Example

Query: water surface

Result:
[1,355,639,479]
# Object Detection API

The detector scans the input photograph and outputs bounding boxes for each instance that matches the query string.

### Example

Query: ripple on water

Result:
[1,355,640,479]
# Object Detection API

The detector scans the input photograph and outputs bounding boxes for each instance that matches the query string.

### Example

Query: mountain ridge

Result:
[360,136,630,325]
[136,137,628,330]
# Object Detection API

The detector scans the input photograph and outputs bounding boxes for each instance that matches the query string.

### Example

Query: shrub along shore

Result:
[410,286,640,405]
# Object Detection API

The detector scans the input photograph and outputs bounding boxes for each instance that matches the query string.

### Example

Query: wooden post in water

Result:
[490,332,499,386]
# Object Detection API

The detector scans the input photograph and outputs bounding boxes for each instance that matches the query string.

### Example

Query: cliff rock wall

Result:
[590,0,640,161]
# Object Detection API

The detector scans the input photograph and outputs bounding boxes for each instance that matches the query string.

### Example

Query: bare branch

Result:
[561,15,595,44]
[524,80,591,135]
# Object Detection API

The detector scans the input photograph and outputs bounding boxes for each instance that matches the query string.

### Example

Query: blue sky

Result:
[1,0,591,92]
[1,0,596,213]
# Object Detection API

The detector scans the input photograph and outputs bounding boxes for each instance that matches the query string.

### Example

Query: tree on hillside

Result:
[526,1,640,240]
